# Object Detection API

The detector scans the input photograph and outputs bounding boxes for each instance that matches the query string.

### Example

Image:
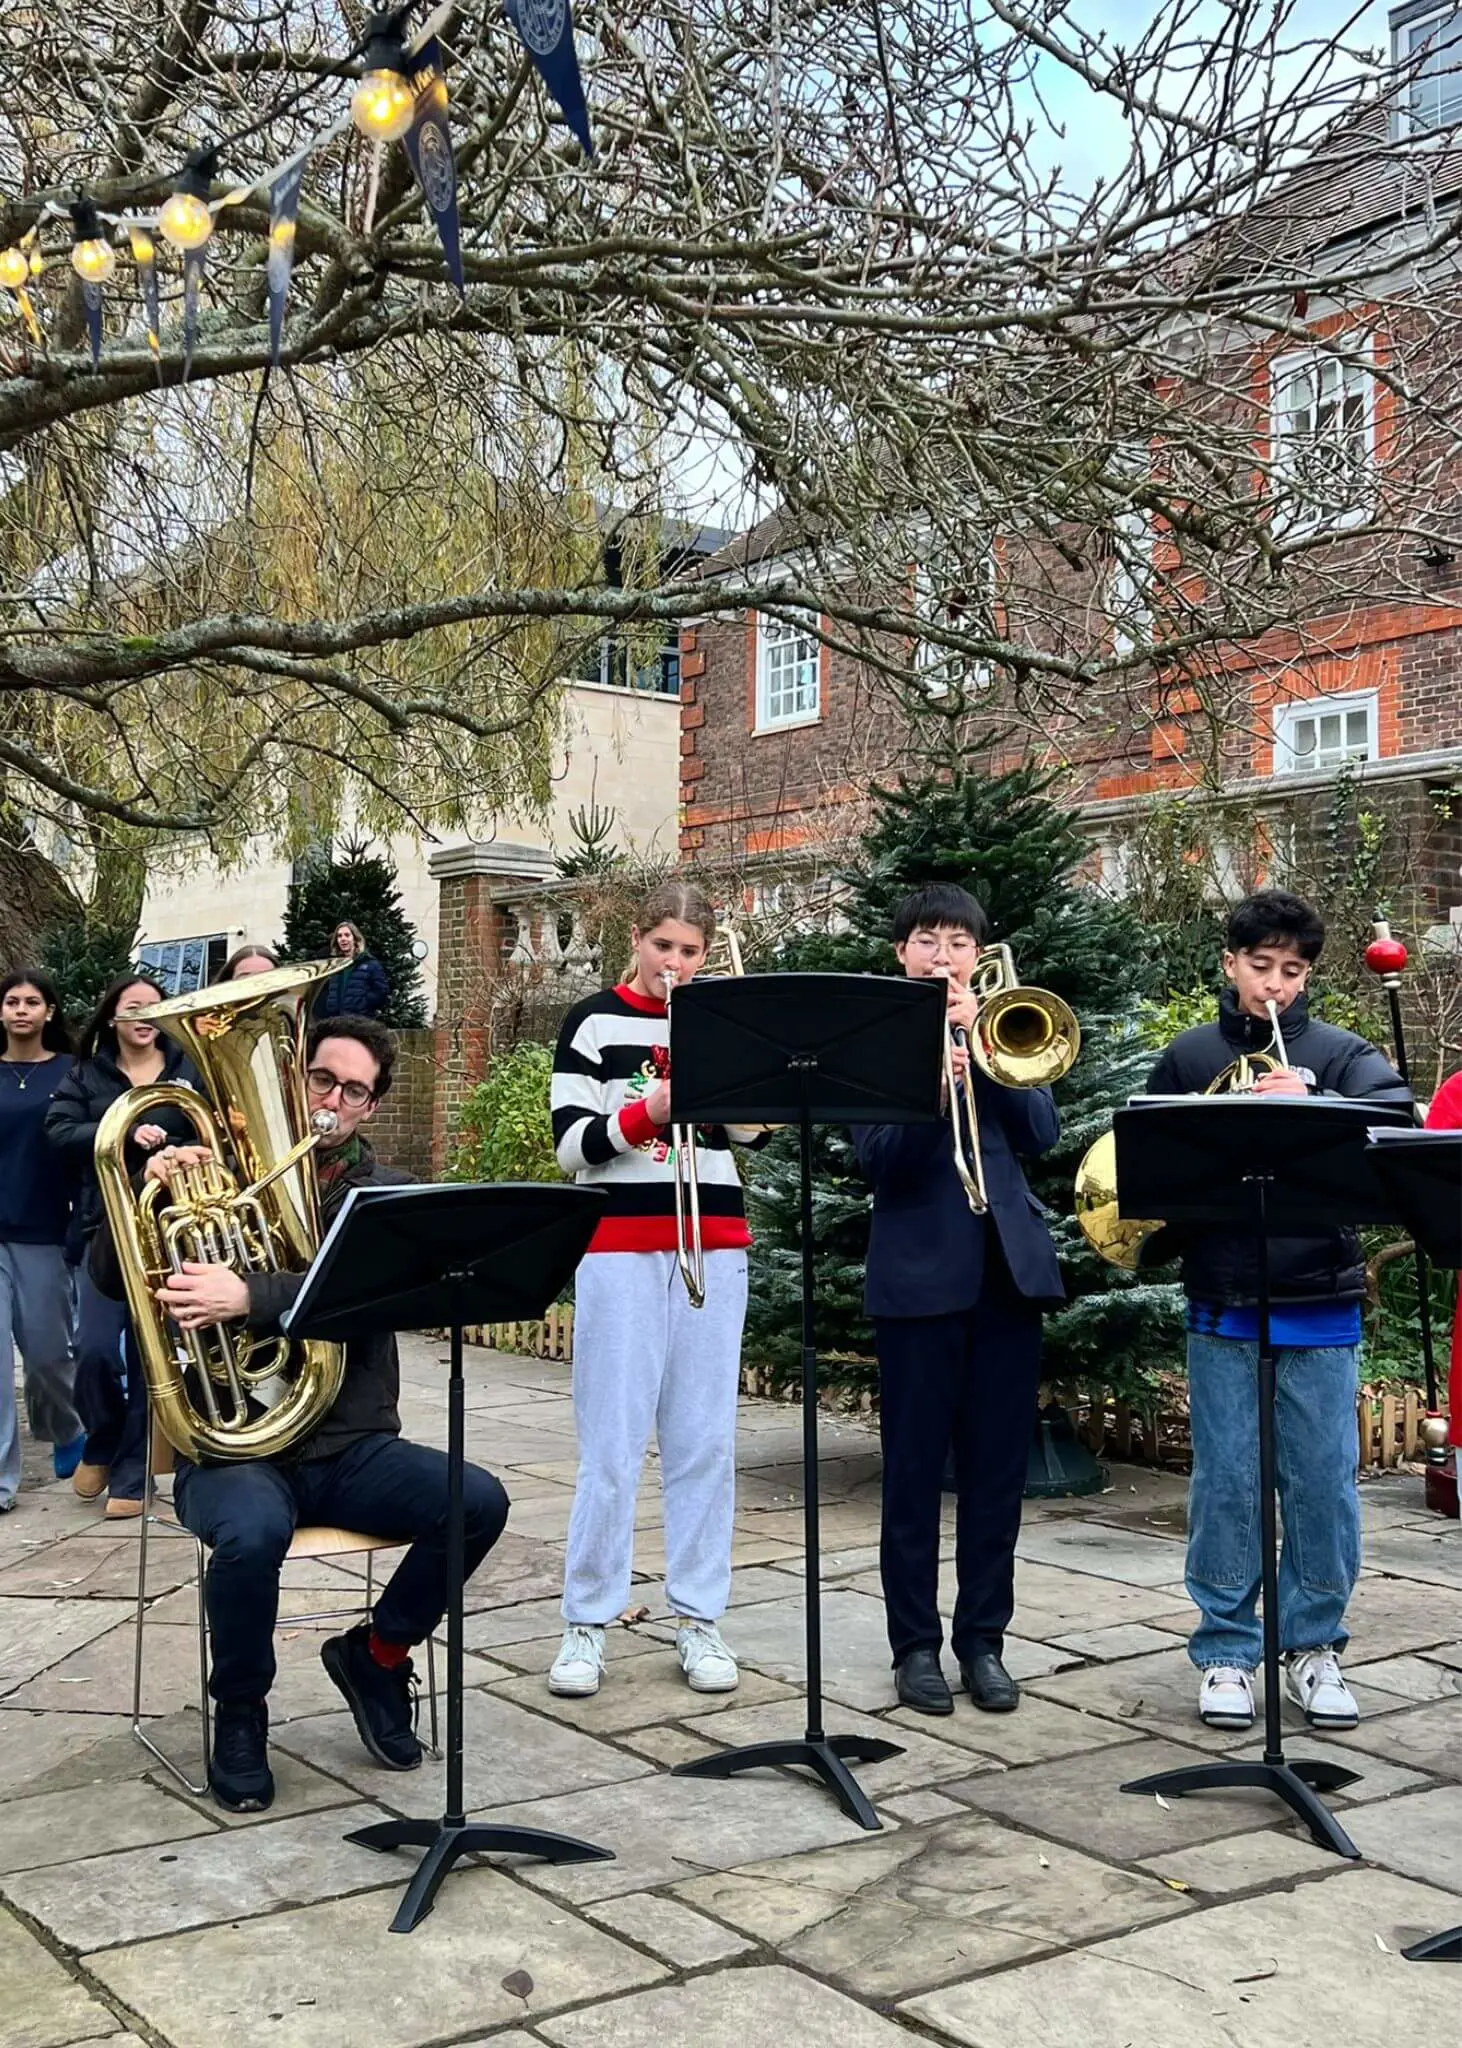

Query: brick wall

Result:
[366,1027,438,1180]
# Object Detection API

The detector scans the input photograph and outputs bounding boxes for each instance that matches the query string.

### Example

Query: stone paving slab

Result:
[0,1598,132,1697]
[537,1966,918,2047]
[86,1870,667,2048]
[5,1805,398,1951]
[899,1867,1462,2047]
[1353,1524,1462,1588]
[699,1587,903,1712]
[274,1689,652,1815]
[0,1904,123,2048]
[489,1652,797,1733]
[1013,1519,1189,1585]
[1343,1784,1462,1892]
[1421,1639,1462,1670]
[1136,1828,1341,1895]
[674,1810,1188,1998]
[1048,1621,1193,1660]
[0,1531,198,1601]
[0,1778,217,1876]
[1334,1572,1462,1660]
[582,1892,756,1967]
[1312,1694,1462,1781]
[1349,1652,1462,1702]
[481,1771,889,1903]
[885,1690,1139,1766]
[0,1710,140,1801]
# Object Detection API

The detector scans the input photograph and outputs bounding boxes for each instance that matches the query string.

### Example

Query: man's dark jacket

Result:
[854,1074,1064,1317]
[1143,988,1411,1305]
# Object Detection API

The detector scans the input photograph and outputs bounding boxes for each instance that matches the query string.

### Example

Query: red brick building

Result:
[678,21,1462,942]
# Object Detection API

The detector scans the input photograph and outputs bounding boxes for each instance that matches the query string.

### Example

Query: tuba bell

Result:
[94,959,349,1464]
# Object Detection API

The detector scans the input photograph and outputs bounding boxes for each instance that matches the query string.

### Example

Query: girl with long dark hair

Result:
[0,970,83,1512]
[45,970,198,1517]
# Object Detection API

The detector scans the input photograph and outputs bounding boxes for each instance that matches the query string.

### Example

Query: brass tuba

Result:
[94,960,349,1464]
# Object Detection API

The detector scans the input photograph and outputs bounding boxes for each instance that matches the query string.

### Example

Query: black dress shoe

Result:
[960,1652,1020,1713]
[895,1648,954,1716]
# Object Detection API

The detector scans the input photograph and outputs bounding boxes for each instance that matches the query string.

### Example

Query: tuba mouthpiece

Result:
[311,1108,339,1136]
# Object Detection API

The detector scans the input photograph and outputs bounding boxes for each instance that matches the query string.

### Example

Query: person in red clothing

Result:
[546,880,764,1701]
[1423,1070,1462,1448]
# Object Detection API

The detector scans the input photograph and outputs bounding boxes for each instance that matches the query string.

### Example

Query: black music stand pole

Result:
[1114,1095,1411,1857]
[283,1181,613,1932]
[664,970,945,1830]
[1369,1127,1462,1962]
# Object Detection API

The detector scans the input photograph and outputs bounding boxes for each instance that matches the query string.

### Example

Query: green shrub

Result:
[447,1042,561,1185]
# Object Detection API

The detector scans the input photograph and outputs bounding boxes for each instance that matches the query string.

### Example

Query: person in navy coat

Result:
[853,884,1065,1717]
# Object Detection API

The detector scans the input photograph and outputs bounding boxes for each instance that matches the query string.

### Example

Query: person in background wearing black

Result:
[853,884,1065,1718]
[1144,890,1411,1735]
[44,971,198,1518]
[0,971,84,1511]
[312,922,389,1020]
[129,1016,510,1813]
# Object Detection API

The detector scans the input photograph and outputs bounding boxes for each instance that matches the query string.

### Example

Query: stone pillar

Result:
[427,841,556,1169]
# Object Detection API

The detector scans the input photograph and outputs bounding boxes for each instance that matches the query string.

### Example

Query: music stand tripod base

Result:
[1402,1925,1462,1963]
[345,1816,612,1936]
[674,1731,903,1833]
[1120,1752,1362,1861]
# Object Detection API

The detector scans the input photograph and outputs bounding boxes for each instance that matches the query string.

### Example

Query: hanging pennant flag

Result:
[402,39,465,295]
[503,0,593,159]
[182,247,206,379]
[267,156,307,364]
[80,281,104,368]
[127,225,161,361]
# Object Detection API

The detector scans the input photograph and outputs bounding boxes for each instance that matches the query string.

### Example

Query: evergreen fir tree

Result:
[742,749,1186,1402]
[282,841,428,1028]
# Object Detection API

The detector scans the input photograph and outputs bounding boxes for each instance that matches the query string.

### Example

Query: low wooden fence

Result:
[461,1318,1444,1474]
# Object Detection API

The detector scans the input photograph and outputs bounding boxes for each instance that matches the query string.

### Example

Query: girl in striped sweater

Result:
[548,881,756,1698]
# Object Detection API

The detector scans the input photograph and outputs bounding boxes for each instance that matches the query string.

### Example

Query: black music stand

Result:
[1368,1129,1462,1962]
[666,971,945,1830]
[282,1180,612,1932]
[1113,1095,1412,1858]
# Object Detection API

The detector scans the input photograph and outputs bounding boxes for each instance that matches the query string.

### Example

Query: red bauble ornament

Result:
[1365,936,1408,976]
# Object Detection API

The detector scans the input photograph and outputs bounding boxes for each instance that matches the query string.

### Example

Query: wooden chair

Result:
[132,1424,439,1795]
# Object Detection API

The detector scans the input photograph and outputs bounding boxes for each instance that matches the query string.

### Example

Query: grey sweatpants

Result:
[561,1249,747,1626]
[0,1241,81,1506]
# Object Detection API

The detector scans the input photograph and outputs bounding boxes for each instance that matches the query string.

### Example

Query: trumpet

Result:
[665,925,747,1308]
[944,946,1081,1214]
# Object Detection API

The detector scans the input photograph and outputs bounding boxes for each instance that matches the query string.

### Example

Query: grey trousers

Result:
[0,1241,81,1506]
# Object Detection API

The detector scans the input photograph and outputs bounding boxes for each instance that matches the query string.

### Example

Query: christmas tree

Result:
[282,840,428,1028]
[742,748,1186,1404]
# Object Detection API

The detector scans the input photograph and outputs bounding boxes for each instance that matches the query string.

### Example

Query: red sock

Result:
[367,1630,411,1670]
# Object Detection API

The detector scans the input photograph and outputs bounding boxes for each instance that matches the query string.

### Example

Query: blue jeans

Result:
[174,1433,510,1703]
[73,1267,147,1502]
[1185,1332,1361,1671]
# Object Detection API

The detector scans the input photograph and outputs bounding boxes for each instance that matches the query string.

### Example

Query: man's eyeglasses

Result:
[306,1068,375,1109]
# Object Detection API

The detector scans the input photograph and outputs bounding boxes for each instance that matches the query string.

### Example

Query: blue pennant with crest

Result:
[182,247,205,379]
[80,281,103,370]
[403,39,465,297]
[267,157,307,365]
[504,0,593,158]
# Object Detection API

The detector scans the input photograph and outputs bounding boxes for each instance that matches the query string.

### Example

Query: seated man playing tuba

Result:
[98,1015,510,1813]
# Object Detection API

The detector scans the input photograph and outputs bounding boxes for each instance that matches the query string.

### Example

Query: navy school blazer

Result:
[853,1070,1065,1318]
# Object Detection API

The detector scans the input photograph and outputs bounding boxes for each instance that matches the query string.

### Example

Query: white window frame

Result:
[754,611,821,731]
[1394,3,1462,137]
[912,552,995,697]
[1269,347,1377,535]
[1107,509,1155,657]
[1272,690,1378,775]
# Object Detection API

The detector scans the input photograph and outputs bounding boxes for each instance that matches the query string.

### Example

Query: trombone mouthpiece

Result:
[310,1109,339,1136]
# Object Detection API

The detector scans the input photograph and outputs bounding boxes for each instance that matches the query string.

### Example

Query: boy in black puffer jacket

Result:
[1144,890,1409,1739]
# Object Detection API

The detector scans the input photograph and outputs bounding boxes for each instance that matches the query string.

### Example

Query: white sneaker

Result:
[676,1619,739,1693]
[548,1625,605,1697]
[1286,1646,1359,1729]
[1198,1665,1256,1729]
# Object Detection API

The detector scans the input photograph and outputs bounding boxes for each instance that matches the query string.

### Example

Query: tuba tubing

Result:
[94,961,348,1464]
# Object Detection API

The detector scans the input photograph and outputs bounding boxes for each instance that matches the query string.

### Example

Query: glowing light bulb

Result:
[71,237,116,285]
[351,66,416,142]
[159,189,213,251]
[0,247,28,290]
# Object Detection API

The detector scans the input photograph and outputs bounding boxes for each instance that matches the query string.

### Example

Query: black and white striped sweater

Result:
[551,983,757,1254]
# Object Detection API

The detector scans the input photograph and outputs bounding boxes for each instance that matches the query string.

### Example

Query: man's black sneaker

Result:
[321,1623,422,1770]
[209,1699,274,1812]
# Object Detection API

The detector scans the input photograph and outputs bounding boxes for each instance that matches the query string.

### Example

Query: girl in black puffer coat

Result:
[313,921,390,1020]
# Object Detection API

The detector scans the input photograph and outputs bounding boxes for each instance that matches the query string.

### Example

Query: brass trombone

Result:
[665,925,747,1308]
[944,945,1081,1214]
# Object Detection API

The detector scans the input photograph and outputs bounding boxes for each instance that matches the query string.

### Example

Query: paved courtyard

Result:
[4,1337,1462,2048]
